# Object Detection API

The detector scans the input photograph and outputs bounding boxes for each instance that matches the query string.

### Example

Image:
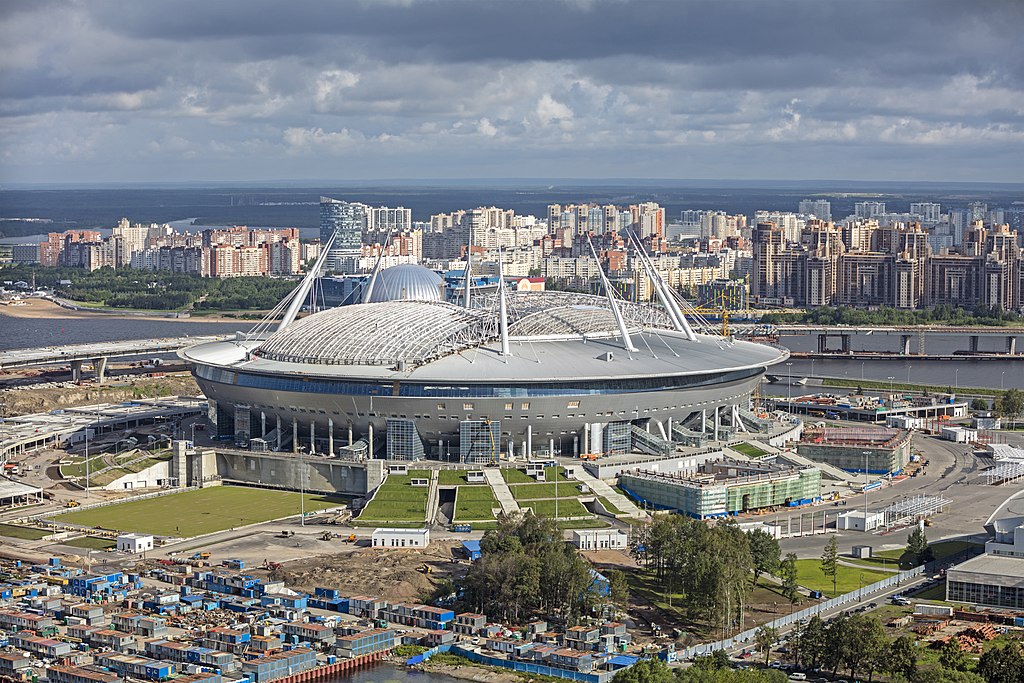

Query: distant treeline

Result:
[0,265,297,311]
[761,304,1024,327]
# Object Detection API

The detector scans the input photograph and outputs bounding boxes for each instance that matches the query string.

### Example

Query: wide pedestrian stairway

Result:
[573,468,647,519]
[483,468,521,515]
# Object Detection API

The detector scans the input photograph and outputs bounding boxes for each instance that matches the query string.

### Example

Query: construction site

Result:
[617,457,822,519]
[796,425,912,475]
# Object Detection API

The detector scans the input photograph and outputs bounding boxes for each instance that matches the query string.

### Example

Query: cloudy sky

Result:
[2,0,1022,184]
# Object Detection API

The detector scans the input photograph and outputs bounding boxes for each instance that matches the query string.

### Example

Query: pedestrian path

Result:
[484,468,521,515]
[573,468,647,519]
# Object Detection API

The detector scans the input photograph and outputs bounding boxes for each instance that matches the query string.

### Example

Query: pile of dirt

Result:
[273,541,462,602]
[1,375,200,415]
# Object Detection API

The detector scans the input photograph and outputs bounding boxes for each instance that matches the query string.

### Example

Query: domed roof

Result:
[366,264,443,303]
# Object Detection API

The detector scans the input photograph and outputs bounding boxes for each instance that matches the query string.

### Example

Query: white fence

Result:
[678,566,926,660]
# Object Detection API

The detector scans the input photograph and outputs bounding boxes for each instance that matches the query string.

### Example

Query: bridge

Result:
[0,335,232,383]
[768,325,1023,356]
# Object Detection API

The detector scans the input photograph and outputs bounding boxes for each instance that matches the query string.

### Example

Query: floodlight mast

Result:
[278,231,337,331]
[497,247,511,357]
[587,236,638,353]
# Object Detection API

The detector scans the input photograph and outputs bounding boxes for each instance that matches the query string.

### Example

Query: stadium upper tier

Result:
[181,291,786,382]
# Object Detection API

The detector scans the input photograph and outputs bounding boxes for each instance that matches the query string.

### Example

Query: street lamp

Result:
[888,376,895,395]
[786,362,794,403]
[861,361,866,380]
[955,368,959,390]
[1001,371,1006,390]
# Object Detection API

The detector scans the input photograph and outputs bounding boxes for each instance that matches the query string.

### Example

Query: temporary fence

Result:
[677,565,926,660]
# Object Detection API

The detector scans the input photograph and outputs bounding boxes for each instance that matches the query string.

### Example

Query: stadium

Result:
[180,256,788,462]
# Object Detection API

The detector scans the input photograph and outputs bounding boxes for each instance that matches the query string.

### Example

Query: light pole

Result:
[810,358,815,379]
[1001,371,1006,391]
[888,375,895,395]
[863,450,871,531]
[955,368,959,390]
[84,415,91,501]
[786,362,793,403]
[299,447,306,527]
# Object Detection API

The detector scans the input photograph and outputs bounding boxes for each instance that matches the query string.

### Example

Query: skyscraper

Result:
[798,198,831,222]
[320,197,367,272]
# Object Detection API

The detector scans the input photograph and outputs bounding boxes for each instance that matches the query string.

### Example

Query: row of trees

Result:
[461,512,623,625]
[761,304,1024,328]
[614,656,785,683]
[1,265,297,311]
[629,516,789,635]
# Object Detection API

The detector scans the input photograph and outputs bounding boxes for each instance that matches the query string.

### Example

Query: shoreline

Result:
[0,298,264,324]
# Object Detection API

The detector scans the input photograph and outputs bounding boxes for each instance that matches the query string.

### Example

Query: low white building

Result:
[571,528,628,551]
[940,426,978,443]
[835,510,884,532]
[116,533,154,554]
[371,527,430,548]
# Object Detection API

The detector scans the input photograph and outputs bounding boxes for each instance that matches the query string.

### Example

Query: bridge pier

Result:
[818,333,851,354]
[1009,336,1017,355]
[969,335,980,353]
[70,360,83,382]
[93,357,108,384]
[900,335,912,355]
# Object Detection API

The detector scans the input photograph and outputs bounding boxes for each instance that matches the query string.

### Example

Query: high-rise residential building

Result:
[798,199,832,222]
[910,202,942,223]
[320,197,367,272]
[854,201,886,219]
[754,211,804,243]
[365,206,412,233]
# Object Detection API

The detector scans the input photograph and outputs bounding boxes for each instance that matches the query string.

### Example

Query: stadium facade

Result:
[181,253,787,462]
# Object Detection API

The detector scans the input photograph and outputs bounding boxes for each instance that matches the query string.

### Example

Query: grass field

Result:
[521,498,591,518]
[509,482,584,500]
[453,487,500,521]
[597,496,624,515]
[437,470,485,486]
[64,536,116,550]
[357,475,429,523]
[794,558,890,597]
[0,523,50,540]
[501,467,537,484]
[53,487,348,536]
[731,442,769,458]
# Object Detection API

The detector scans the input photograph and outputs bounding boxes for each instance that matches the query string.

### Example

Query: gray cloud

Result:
[0,0,1022,183]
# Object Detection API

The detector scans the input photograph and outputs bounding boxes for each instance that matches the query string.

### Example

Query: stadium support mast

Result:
[587,236,637,353]
[278,231,336,331]
[627,230,696,341]
[497,246,511,357]
[463,234,473,309]
[361,231,392,304]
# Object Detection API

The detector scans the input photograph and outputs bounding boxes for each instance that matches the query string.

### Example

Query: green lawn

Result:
[597,496,624,515]
[509,482,584,500]
[452,487,500,521]
[501,467,537,484]
[437,470,486,486]
[544,466,571,482]
[59,455,107,479]
[731,442,769,458]
[53,487,347,536]
[0,523,50,540]
[521,498,591,518]
[357,475,429,522]
[64,536,116,550]
[794,558,891,597]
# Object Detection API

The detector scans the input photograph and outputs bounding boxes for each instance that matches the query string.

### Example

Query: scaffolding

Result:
[631,425,673,456]
[879,495,951,528]
[603,421,631,455]
[984,462,1024,486]
[460,419,501,464]
[386,419,425,461]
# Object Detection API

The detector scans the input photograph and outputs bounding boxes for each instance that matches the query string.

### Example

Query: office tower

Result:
[320,197,367,272]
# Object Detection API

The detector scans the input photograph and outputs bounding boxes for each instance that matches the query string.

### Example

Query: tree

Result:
[606,569,630,616]
[691,649,731,671]
[976,642,1024,683]
[796,615,827,670]
[820,535,839,596]
[779,553,800,603]
[748,528,781,585]
[888,634,919,681]
[755,624,779,665]
[970,398,990,412]
[611,657,674,683]
[940,636,970,672]
[913,669,985,683]
[997,388,1024,419]
[907,526,934,566]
